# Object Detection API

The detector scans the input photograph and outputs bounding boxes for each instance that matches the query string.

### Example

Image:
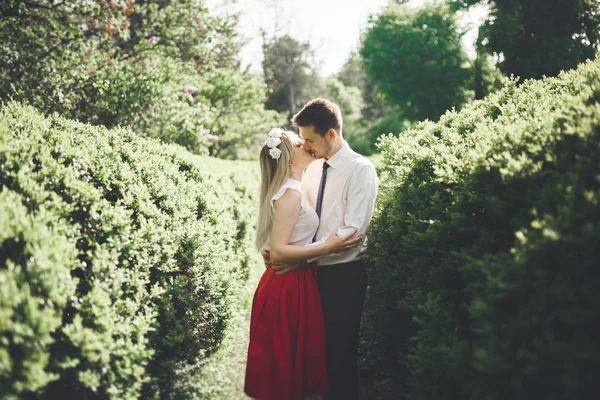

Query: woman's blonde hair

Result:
[255,131,296,251]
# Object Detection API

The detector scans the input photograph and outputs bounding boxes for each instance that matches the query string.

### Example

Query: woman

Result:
[244,128,363,400]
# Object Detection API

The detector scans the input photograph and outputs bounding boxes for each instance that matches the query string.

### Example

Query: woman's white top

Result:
[263,178,319,250]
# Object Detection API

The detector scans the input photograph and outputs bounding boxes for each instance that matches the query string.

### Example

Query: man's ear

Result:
[327,128,337,141]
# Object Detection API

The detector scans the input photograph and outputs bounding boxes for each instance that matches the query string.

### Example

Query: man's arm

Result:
[305,162,378,264]
[269,189,361,266]
[343,162,378,236]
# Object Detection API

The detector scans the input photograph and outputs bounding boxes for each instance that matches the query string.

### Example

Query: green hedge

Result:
[0,103,258,399]
[364,56,600,399]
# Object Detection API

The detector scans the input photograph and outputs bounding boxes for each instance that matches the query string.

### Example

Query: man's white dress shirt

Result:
[302,141,378,267]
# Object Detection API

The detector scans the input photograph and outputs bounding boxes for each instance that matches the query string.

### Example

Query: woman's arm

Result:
[269,188,360,265]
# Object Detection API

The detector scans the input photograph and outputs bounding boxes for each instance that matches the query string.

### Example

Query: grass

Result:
[191,159,261,399]
[194,255,263,400]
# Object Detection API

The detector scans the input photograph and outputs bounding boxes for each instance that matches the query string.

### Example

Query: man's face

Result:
[298,125,333,160]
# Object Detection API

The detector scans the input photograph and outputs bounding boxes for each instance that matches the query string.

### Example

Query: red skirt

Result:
[244,262,328,400]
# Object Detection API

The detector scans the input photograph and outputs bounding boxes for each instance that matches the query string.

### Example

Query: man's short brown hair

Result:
[291,98,343,137]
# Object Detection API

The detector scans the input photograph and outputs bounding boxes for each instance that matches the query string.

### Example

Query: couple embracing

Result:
[244,98,379,400]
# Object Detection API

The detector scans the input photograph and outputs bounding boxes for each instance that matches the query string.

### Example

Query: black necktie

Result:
[312,161,330,242]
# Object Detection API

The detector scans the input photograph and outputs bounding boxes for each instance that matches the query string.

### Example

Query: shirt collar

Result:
[325,141,351,169]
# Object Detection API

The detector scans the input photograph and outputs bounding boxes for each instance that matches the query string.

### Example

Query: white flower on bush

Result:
[265,136,281,149]
[269,147,282,160]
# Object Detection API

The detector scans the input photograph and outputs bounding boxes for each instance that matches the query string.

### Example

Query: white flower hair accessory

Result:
[269,147,282,160]
[268,128,283,139]
[265,128,284,161]
[265,136,281,149]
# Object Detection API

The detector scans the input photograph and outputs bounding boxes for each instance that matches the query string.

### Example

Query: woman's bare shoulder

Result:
[272,186,301,210]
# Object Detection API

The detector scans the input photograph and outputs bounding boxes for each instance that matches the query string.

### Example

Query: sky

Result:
[206,0,489,77]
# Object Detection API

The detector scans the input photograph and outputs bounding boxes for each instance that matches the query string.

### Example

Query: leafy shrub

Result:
[364,57,600,399]
[0,190,78,397]
[0,103,258,399]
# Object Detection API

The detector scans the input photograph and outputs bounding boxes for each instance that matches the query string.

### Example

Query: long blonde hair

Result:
[255,131,295,251]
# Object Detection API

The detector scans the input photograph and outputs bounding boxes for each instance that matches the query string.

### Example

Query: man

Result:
[268,98,379,399]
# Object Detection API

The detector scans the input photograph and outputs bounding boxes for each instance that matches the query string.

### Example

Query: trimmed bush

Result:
[0,190,78,397]
[0,103,258,399]
[364,57,600,399]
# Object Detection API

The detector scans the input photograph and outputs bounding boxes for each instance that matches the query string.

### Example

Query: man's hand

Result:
[261,250,301,275]
[271,263,300,275]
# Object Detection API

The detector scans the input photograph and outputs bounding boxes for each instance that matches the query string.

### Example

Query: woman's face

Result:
[287,132,315,169]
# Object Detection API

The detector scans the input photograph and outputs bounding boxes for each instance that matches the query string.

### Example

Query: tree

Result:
[473,29,505,99]
[0,0,132,117]
[360,1,472,122]
[325,76,373,154]
[451,0,600,80]
[0,0,281,159]
[262,34,325,120]
[0,0,240,122]
[338,50,389,123]
[329,50,415,155]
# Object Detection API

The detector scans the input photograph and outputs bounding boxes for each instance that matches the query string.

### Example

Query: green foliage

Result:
[0,191,78,398]
[326,51,392,155]
[364,57,600,399]
[262,34,326,120]
[0,0,132,116]
[196,69,285,160]
[0,0,278,159]
[365,109,411,150]
[0,0,230,119]
[451,0,600,80]
[338,51,389,123]
[360,1,472,122]
[124,55,283,159]
[325,76,373,155]
[0,103,259,399]
[473,30,505,100]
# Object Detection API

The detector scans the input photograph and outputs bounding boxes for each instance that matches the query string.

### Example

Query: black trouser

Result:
[317,259,368,400]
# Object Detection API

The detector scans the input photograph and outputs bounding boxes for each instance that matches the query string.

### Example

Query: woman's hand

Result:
[324,227,364,254]
[261,249,272,269]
